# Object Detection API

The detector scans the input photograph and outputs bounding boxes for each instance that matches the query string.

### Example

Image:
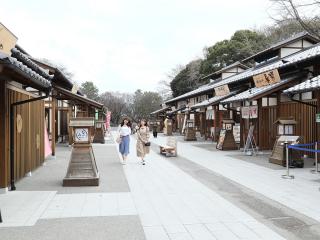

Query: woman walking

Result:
[118,117,131,165]
[136,119,150,165]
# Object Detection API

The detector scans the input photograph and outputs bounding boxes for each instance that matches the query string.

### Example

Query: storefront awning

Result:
[53,85,104,109]
[221,73,307,104]
[284,75,320,94]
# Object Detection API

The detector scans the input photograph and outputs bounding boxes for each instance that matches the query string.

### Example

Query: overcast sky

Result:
[1,0,273,93]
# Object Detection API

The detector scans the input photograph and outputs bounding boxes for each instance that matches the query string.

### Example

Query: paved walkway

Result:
[149,134,320,222]
[1,132,320,239]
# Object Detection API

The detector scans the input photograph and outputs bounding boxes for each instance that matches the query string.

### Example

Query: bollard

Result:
[0,209,2,223]
[311,142,319,174]
[282,141,294,179]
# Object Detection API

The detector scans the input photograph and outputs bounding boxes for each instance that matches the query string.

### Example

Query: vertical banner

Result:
[105,111,111,130]
[44,122,52,157]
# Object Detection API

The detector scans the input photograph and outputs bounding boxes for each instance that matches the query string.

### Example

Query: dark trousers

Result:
[153,131,158,138]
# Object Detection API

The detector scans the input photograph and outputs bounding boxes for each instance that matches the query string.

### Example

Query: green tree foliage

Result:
[170,59,202,97]
[80,81,99,101]
[200,30,269,75]
[130,90,163,122]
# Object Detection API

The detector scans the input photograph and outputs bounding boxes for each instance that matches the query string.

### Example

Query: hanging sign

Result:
[316,113,320,123]
[241,106,258,119]
[214,84,230,96]
[253,69,280,88]
[0,23,18,57]
[250,106,258,118]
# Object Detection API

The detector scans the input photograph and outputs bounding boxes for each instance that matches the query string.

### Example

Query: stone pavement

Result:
[1,133,320,239]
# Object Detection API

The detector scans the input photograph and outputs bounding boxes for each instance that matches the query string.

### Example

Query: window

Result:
[269,97,277,106]
[301,91,312,100]
[262,98,268,107]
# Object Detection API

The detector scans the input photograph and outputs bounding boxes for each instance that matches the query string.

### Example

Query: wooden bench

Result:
[160,137,177,157]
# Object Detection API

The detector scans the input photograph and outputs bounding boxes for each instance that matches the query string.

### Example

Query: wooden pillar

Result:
[68,105,73,146]
[51,97,56,156]
[213,106,218,142]
[0,79,7,188]
[257,99,263,149]
[317,91,320,142]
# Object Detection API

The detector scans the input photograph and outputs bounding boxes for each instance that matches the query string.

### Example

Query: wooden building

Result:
[0,44,52,191]
[284,75,320,142]
[0,24,105,191]
[218,34,320,150]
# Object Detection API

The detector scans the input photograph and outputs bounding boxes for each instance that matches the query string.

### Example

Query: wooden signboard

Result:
[63,117,99,186]
[269,135,300,166]
[0,23,18,57]
[214,84,230,96]
[216,129,238,150]
[253,69,281,88]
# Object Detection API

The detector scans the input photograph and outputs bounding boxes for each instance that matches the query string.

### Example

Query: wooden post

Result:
[257,99,263,149]
[0,79,7,188]
[317,91,320,142]
[51,97,56,156]
[68,105,73,146]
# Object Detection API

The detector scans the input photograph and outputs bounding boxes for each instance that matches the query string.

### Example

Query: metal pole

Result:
[316,142,318,172]
[311,142,319,174]
[10,105,16,191]
[282,141,294,179]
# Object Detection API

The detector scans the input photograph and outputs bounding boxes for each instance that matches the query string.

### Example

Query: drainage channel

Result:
[151,144,320,240]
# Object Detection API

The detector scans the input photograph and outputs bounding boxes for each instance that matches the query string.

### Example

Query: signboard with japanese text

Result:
[253,69,281,88]
[214,84,230,96]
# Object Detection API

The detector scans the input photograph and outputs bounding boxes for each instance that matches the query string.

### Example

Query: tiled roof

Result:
[243,31,319,62]
[221,74,304,104]
[211,43,320,89]
[165,81,220,104]
[0,55,51,89]
[191,91,238,109]
[150,106,171,115]
[11,48,53,79]
[167,105,186,115]
[165,42,320,105]
[284,75,320,94]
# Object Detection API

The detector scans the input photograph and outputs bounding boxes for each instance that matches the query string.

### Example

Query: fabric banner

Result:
[206,109,214,120]
[105,111,111,130]
[241,106,258,119]
[44,122,52,158]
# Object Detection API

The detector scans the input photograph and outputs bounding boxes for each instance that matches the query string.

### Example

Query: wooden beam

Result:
[0,80,7,188]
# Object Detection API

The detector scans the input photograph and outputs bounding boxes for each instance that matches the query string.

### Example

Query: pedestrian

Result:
[118,117,131,165]
[136,119,150,165]
[152,123,158,138]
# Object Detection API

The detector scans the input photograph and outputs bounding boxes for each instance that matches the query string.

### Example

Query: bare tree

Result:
[270,0,320,38]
